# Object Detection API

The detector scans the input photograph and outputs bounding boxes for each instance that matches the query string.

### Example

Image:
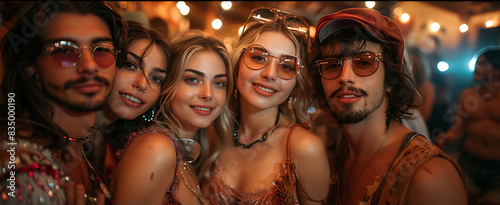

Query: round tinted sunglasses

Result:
[43,40,119,68]
[316,53,383,80]
[243,44,302,80]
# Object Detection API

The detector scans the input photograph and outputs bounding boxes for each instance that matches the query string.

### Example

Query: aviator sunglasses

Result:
[243,44,302,80]
[316,53,383,80]
[43,40,119,68]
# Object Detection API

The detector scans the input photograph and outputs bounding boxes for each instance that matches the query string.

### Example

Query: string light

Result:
[365,1,375,9]
[400,13,410,23]
[212,19,222,30]
[459,24,469,33]
[221,1,232,10]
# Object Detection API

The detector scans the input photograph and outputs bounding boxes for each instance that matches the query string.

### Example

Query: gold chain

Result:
[179,162,204,204]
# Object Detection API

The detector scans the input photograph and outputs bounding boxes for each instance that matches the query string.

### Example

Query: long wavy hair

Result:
[230,21,314,128]
[106,21,171,149]
[154,30,234,176]
[0,1,127,157]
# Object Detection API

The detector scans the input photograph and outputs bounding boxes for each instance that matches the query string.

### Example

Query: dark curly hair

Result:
[309,27,417,129]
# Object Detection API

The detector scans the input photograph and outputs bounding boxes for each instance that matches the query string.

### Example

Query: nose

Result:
[76,48,99,75]
[133,73,149,93]
[261,57,278,81]
[338,59,356,85]
[200,82,213,101]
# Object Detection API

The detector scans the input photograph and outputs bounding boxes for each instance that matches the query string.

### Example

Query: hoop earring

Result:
[143,109,155,122]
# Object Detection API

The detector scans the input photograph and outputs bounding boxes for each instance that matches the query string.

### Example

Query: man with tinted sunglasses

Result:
[0,1,127,204]
[309,8,467,204]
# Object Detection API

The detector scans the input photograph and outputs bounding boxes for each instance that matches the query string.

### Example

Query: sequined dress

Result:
[0,139,65,204]
[116,127,183,205]
[202,124,309,205]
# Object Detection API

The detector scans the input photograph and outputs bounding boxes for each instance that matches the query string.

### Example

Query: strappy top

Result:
[203,124,309,205]
[116,127,183,205]
[331,132,467,205]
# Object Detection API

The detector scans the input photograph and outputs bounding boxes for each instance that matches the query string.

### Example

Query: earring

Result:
[234,89,238,99]
[142,109,155,122]
[288,94,293,110]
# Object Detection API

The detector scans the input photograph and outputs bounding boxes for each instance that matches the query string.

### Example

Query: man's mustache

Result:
[329,86,367,98]
[64,76,110,90]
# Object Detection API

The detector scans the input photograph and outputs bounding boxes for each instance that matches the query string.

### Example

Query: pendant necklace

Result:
[233,109,280,148]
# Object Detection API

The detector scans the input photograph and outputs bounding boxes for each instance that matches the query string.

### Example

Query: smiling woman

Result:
[108,29,234,205]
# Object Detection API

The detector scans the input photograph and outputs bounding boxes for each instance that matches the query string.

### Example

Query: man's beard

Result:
[332,103,370,124]
[330,90,385,124]
[42,76,110,112]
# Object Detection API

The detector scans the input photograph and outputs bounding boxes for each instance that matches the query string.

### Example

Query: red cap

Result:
[316,8,404,66]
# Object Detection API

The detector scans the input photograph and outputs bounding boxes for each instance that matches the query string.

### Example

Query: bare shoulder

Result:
[114,131,178,177]
[110,132,178,204]
[289,126,325,156]
[406,157,467,205]
[122,132,177,165]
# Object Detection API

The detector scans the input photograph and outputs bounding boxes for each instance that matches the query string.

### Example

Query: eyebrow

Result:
[44,37,114,46]
[128,52,168,74]
[185,69,227,78]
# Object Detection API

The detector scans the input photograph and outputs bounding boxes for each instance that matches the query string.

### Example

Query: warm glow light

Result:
[486,20,494,27]
[365,1,375,9]
[393,7,403,16]
[179,6,190,15]
[437,61,449,72]
[459,24,469,33]
[176,1,186,9]
[221,1,232,10]
[430,22,440,32]
[238,26,244,36]
[212,19,222,30]
[400,13,410,23]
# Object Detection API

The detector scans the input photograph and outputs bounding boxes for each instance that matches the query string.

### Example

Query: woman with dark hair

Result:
[91,20,171,186]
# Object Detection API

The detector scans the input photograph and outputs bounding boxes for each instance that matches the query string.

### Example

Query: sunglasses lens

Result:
[319,58,342,79]
[93,45,116,68]
[285,16,308,35]
[251,8,276,23]
[243,46,268,70]
[279,56,301,79]
[353,53,379,76]
[50,45,80,67]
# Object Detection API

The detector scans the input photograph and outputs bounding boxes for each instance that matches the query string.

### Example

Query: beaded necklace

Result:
[233,110,280,148]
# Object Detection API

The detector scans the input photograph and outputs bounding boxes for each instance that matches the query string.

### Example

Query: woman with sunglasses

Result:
[109,29,233,205]
[200,7,330,204]
[89,20,170,196]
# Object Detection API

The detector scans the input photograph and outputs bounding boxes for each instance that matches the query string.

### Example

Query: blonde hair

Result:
[231,21,313,127]
[155,30,234,172]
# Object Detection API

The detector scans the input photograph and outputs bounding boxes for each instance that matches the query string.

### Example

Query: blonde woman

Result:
[201,7,330,204]
[109,30,233,205]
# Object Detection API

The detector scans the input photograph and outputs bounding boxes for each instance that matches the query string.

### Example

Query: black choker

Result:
[233,110,280,148]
